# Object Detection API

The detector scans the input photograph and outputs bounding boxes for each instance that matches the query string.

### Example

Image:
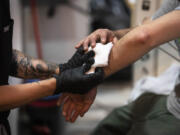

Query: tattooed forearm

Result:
[10,49,59,79]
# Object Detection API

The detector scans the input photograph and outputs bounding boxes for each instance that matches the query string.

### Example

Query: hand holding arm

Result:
[104,10,180,77]
[75,28,131,51]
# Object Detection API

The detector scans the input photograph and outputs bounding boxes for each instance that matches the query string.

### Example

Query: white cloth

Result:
[87,42,113,73]
[129,64,180,102]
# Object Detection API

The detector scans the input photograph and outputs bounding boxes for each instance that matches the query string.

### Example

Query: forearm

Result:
[10,49,59,79]
[104,10,180,77]
[0,78,56,111]
[112,18,152,39]
[113,28,131,39]
[104,26,152,76]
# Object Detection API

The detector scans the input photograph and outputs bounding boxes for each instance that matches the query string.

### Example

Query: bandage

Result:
[87,42,113,74]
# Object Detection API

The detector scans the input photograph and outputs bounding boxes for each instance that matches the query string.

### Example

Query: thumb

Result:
[113,37,118,44]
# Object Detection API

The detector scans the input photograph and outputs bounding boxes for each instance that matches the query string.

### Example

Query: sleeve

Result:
[152,0,180,20]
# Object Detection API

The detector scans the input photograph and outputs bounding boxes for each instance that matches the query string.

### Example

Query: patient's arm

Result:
[75,18,150,51]
[104,10,180,77]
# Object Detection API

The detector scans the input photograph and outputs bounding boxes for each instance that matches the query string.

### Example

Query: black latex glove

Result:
[59,46,95,72]
[54,60,104,94]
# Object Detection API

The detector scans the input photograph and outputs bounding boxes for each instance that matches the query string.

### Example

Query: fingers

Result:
[86,57,95,66]
[75,29,114,51]
[75,39,89,51]
[90,34,99,48]
[57,94,69,106]
[77,46,85,54]
[62,99,71,117]
[83,39,90,50]
[80,103,91,117]
[113,37,118,44]
[63,101,82,122]
[75,40,84,49]
[100,31,108,44]
[82,50,95,62]
[66,103,75,121]
[71,110,80,123]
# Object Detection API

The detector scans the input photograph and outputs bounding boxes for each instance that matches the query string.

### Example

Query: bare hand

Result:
[75,29,117,51]
[57,88,97,123]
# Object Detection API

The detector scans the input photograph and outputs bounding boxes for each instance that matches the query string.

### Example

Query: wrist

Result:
[52,74,63,95]
[37,78,57,96]
[113,29,131,39]
[48,78,57,95]
[103,66,111,78]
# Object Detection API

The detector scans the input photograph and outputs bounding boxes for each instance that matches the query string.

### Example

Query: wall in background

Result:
[23,0,90,63]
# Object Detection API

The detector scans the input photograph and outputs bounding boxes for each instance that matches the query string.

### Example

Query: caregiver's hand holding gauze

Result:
[86,42,113,74]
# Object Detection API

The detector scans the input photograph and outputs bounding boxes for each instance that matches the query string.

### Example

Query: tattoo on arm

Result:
[10,49,59,79]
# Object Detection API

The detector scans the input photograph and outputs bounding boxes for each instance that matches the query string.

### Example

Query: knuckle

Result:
[91,35,97,40]
[84,39,90,44]
[96,29,104,33]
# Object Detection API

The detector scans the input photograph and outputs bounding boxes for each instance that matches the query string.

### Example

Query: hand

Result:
[59,47,95,72]
[57,87,97,123]
[75,29,118,51]
[54,62,104,94]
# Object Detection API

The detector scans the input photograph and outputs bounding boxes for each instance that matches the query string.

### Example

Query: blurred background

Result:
[8,0,179,135]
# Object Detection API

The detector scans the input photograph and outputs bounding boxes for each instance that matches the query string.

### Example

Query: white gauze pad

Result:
[86,42,113,74]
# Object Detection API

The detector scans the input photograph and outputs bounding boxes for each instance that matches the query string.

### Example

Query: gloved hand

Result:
[54,60,104,94]
[59,46,95,72]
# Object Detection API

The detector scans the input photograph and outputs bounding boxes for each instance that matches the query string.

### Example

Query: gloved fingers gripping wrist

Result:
[82,50,95,62]
[54,57,103,95]
[58,46,85,73]
[59,49,94,73]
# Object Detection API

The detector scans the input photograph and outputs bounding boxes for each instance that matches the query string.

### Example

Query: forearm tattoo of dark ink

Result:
[10,50,58,79]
